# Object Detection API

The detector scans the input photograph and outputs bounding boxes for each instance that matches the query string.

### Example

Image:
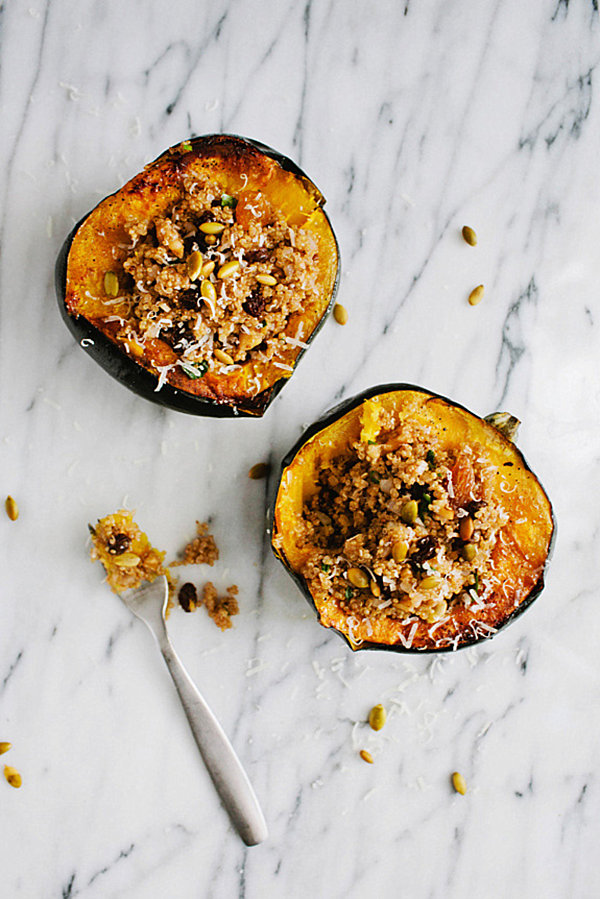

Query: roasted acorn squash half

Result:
[55,135,340,417]
[272,384,555,653]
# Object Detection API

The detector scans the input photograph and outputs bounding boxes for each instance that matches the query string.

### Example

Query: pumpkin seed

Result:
[400,500,418,524]
[114,552,140,568]
[392,540,408,563]
[103,271,119,297]
[468,284,485,306]
[248,462,271,480]
[368,704,387,731]
[217,260,240,279]
[333,303,348,325]
[462,544,476,563]
[201,261,215,277]
[347,567,369,589]
[452,771,467,795]
[0,742,11,755]
[186,250,203,281]
[214,347,235,366]
[420,575,439,590]
[201,280,217,303]
[459,516,474,541]
[5,496,18,521]
[461,225,477,246]
[199,222,226,235]
[256,274,277,287]
[370,580,381,598]
[359,750,374,764]
[4,765,21,788]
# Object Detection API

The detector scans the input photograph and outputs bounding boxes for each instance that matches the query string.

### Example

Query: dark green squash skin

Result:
[55,134,340,418]
[270,383,556,654]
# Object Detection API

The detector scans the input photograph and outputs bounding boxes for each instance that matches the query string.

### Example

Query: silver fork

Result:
[119,575,268,846]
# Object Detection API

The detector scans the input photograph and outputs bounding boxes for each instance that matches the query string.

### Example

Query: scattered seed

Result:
[114,552,140,568]
[214,347,235,366]
[178,582,198,613]
[461,225,477,246]
[347,567,369,589]
[0,743,11,755]
[452,771,467,794]
[392,540,408,563]
[368,704,387,731]
[459,516,474,541]
[217,260,240,279]
[201,280,217,303]
[5,496,18,521]
[201,261,215,277]
[468,284,485,306]
[256,274,277,287]
[360,750,374,764]
[204,234,218,246]
[199,222,226,235]
[462,544,476,563]
[333,303,348,325]
[248,462,271,480]
[186,250,203,281]
[103,271,119,297]
[4,765,21,788]
[400,500,418,525]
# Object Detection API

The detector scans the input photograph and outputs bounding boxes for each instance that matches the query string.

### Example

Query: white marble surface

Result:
[1,1,599,896]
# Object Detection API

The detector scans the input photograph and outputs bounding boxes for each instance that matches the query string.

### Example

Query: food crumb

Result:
[202,582,239,630]
[0,742,11,755]
[171,521,219,567]
[359,750,374,764]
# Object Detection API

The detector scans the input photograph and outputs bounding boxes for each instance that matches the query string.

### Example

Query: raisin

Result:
[243,288,267,318]
[409,483,426,500]
[246,248,270,264]
[178,288,201,311]
[162,321,196,350]
[178,582,198,613]
[409,536,437,572]
[465,499,485,516]
[107,533,131,555]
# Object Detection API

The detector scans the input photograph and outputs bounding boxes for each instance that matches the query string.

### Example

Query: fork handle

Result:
[158,636,268,846]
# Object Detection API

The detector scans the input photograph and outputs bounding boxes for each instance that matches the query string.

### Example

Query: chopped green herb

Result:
[180,141,193,153]
[180,360,209,379]
[473,570,480,594]
[418,493,432,519]
[345,586,353,600]
[321,562,330,573]
[367,439,377,445]
[369,471,380,484]
[261,321,267,328]
[220,193,237,209]
[426,449,436,469]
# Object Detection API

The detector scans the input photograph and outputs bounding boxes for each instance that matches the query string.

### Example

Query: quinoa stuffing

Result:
[202,583,239,631]
[300,423,509,635]
[170,521,219,567]
[99,173,320,389]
